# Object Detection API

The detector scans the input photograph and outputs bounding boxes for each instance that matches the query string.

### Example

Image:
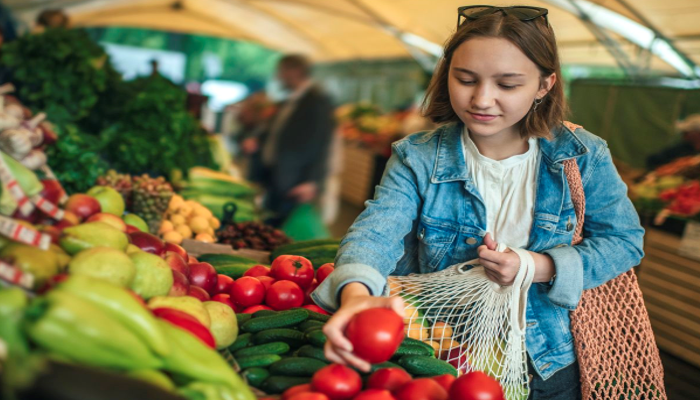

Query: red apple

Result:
[216,274,234,294]
[164,242,188,260]
[87,213,127,232]
[164,252,190,278]
[256,276,275,291]
[40,179,65,205]
[129,231,165,255]
[188,285,210,301]
[126,224,141,234]
[212,293,240,312]
[189,262,217,294]
[61,211,80,226]
[168,270,190,297]
[65,194,101,221]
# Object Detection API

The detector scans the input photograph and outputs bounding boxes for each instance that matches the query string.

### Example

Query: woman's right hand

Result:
[322,282,405,372]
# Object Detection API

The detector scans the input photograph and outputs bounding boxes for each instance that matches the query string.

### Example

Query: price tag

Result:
[0,260,34,289]
[678,221,700,262]
[0,215,51,250]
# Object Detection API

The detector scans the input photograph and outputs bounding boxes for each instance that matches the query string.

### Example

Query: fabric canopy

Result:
[6,0,700,74]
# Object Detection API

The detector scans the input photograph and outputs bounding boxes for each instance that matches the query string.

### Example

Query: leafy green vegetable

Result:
[46,124,109,194]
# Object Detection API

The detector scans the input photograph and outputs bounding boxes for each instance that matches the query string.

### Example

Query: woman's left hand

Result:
[477,233,521,286]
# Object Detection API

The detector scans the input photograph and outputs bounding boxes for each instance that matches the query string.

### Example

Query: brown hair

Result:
[278,54,312,77]
[423,12,568,138]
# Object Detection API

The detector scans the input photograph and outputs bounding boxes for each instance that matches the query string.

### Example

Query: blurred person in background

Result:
[241,54,335,227]
[34,9,69,32]
[647,114,700,170]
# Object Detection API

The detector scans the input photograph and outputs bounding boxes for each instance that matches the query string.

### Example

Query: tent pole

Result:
[612,0,699,78]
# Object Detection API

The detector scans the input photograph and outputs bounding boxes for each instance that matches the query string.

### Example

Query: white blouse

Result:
[462,128,540,249]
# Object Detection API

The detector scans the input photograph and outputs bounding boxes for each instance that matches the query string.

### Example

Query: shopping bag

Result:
[281,203,331,242]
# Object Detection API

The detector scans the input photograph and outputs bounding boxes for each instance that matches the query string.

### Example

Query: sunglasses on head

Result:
[457,5,549,28]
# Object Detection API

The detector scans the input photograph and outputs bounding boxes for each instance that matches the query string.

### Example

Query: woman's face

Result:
[448,37,555,140]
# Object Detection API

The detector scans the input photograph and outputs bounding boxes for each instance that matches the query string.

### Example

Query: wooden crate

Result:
[639,228,700,367]
[341,143,376,207]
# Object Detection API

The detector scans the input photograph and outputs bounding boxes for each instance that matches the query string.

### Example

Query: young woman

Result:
[311,6,644,399]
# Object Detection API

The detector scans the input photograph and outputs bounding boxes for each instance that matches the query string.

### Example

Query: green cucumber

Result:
[298,320,325,332]
[397,355,458,377]
[242,367,270,388]
[236,354,282,369]
[234,341,290,358]
[236,313,252,325]
[306,330,327,348]
[253,329,306,348]
[297,345,329,363]
[214,263,259,279]
[369,361,405,373]
[197,253,262,264]
[228,332,252,352]
[271,239,341,260]
[304,310,331,323]
[394,343,435,358]
[253,309,278,318]
[269,357,328,377]
[261,376,312,394]
[242,309,309,332]
[402,337,436,353]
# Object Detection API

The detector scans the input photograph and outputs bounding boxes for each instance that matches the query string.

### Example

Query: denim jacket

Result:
[312,121,645,380]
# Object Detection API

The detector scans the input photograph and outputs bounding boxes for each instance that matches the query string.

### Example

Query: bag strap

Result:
[562,122,586,245]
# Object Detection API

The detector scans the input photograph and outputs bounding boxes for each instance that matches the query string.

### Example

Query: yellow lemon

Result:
[170,214,186,226]
[159,220,174,234]
[189,216,210,234]
[163,231,184,245]
[176,224,193,239]
[209,217,221,229]
[195,233,214,243]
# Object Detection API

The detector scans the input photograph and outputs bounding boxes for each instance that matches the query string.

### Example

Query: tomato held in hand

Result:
[244,265,272,278]
[230,276,266,307]
[353,389,396,400]
[448,371,505,400]
[271,255,315,289]
[316,263,334,284]
[366,368,411,392]
[431,375,455,393]
[266,280,305,310]
[311,364,362,400]
[394,379,448,400]
[345,308,404,363]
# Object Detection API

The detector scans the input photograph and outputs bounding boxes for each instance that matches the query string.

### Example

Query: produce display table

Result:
[638,228,700,367]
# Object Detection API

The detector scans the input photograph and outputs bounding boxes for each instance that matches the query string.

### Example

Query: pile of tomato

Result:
[213,256,334,314]
[268,364,504,400]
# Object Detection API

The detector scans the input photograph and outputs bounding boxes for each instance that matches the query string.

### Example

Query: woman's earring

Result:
[533,97,543,112]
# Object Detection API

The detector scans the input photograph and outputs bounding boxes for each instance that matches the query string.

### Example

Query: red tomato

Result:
[431,375,455,393]
[304,280,319,305]
[244,265,272,278]
[316,263,334,284]
[282,384,313,400]
[448,371,504,400]
[271,255,315,289]
[230,276,266,307]
[289,394,329,400]
[366,368,411,392]
[353,389,396,400]
[256,275,276,291]
[311,364,362,400]
[266,280,304,311]
[303,304,330,315]
[394,379,448,400]
[211,293,238,312]
[242,304,273,313]
[345,308,404,363]
[215,274,234,294]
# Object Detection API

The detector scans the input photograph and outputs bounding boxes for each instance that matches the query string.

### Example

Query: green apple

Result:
[203,301,238,349]
[87,186,125,216]
[129,251,174,300]
[59,222,129,255]
[148,296,211,327]
[123,214,149,233]
[68,247,135,287]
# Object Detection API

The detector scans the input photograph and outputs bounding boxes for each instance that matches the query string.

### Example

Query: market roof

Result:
[6,0,700,76]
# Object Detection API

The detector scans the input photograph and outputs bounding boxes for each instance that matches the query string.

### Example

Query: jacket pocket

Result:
[416,220,456,271]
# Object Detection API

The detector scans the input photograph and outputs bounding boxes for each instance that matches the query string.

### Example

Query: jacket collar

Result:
[431,122,590,184]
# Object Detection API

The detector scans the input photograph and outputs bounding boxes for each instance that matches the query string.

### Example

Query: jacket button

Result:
[566,222,574,232]
[466,237,477,245]
[418,229,425,240]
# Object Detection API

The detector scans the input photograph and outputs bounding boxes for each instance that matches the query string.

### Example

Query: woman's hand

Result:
[478,233,556,285]
[322,282,405,372]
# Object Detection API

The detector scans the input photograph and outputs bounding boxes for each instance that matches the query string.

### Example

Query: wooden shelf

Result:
[639,228,700,368]
[340,143,376,207]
